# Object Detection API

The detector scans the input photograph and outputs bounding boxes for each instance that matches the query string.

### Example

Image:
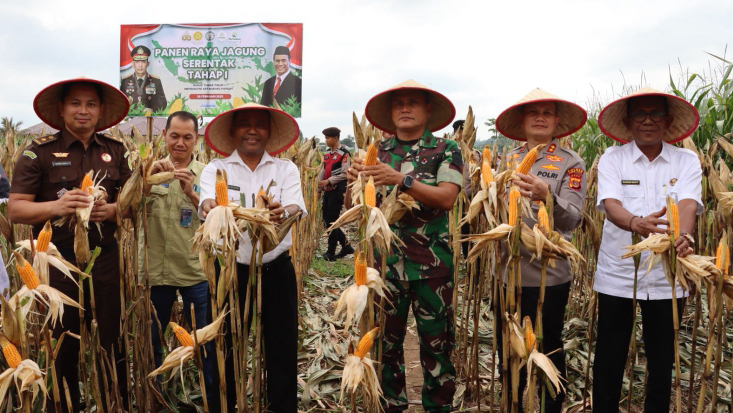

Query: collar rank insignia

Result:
[53,152,69,158]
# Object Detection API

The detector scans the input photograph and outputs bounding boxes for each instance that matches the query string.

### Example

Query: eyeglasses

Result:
[630,110,667,122]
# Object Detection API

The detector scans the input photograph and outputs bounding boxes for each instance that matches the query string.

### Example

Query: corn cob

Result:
[216,170,228,206]
[355,251,367,286]
[481,149,494,187]
[537,202,550,232]
[168,98,184,114]
[365,176,376,207]
[509,187,521,226]
[524,316,536,353]
[364,143,378,166]
[667,197,680,240]
[516,146,539,174]
[0,335,21,368]
[717,237,730,275]
[81,171,94,193]
[13,251,39,290]
[354,327,379,359]
[37,221,52,253]
[170,322,195,347]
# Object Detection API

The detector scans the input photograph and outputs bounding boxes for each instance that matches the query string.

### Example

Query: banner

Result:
[119,23,303,118]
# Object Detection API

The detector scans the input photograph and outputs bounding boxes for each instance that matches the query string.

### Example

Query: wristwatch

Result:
[283,209,290,220]
[400,175,414,191]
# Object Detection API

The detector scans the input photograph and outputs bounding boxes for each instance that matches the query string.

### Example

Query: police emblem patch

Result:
[670,178,678,186]
[23,150,37,160]
[567,167,584,191]
[421,158,428,164]
[101,153,112,163]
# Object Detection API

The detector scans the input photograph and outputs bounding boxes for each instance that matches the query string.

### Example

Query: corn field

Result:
[0,54,731,412]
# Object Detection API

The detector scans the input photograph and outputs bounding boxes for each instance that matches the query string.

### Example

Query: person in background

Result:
[319,126,354,261]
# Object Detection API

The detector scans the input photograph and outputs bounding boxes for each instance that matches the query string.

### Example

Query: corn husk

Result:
[334,267,387,330]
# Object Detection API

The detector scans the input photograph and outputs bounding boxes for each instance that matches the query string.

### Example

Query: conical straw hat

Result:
[33,77,130,132]
[365,80,455,134]
[496,88,587,141]
[598,88,700,144]
[205,103,299,156]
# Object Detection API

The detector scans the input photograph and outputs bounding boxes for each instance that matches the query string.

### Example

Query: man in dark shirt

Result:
[9,78,131,412]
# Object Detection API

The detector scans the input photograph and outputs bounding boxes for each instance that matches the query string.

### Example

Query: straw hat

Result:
[598,88,700,144]
[205,103,299,156]
[33,77,130,132]
[365,80,455,134]
[496,89,587,141]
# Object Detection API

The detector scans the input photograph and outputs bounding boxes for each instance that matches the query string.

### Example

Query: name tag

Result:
[228,185,240,191]
[180,208,193,228]
[622,180,640,185]
[52,161,72,167]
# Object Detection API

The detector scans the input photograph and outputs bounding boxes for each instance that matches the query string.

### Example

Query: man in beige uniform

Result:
[495,89,588,413]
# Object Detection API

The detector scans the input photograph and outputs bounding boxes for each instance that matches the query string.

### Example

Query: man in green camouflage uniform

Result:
[349,80,463,412]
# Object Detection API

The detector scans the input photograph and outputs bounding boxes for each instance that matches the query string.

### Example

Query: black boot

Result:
[336,244,354,258]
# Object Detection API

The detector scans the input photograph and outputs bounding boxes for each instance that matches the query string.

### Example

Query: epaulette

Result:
[99,133,123,144]
[33,134,58,146]
[150,74,160,79]
[122,74,133,79]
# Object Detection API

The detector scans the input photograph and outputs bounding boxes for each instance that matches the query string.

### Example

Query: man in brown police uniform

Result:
[495,89,588,413]
[9,78,131,412]
[120,45,167,113]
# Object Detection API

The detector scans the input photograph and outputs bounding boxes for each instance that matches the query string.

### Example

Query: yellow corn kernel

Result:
[667,197,680,240]
[216,170,228,206]
[168,98,184,114]
[365,176,376,207]
[355,251,367,286]
[516,147,539,174]
[537,202,550,232]
[0,335,21,368]
[524,316,536,353]
[170,322,195,347]
[481,155,494,187]
[81,171,94,193]
[508,187,521,226]
[13,251,39,290]
[354,327,379,359]
[232,97,245,108]
[364,143,378,166]
[36,221,52,253]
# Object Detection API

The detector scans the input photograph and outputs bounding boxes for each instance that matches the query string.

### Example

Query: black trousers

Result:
[496,281,570,413]
[593,293,683,413]
[322,186,346,253]
[211,253,299,413]
[49,243,127,413]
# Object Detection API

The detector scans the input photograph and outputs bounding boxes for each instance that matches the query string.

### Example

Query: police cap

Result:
[131,46,151,61]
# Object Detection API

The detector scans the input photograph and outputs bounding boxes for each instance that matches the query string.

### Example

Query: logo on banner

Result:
[193,32,203,41]
[205,31,215,41]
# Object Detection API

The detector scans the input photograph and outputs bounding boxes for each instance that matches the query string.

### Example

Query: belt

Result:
[238,252,291,269]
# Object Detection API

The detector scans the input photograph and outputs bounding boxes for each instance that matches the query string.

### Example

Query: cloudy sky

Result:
[0,0,730,141]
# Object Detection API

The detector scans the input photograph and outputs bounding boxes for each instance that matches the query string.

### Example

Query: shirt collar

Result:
[60,128,104,149]
[384,129,435,150]
[277,70,290,82]
[630,140,671,164]
[225,150,275,169]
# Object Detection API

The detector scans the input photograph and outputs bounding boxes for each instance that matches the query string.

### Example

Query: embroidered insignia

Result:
[53,152,69,158]
[23,150,37,160]
[421,158,428,164]
[512,154,521,159]
[567,167,584,191]
[537,171,559,179]
[547,143,557,154]
[57,188,68,199]
[569,176,582,190]
[622,180,640,185]
[101,153,112,163]
[541,164,560,170]
[670,178,678,186]
[546,155,564,162]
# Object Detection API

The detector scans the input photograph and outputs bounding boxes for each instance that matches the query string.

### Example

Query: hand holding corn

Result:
[629,207,669,238]
[55,189,92,216]
[513,172,550,202]
[90,198,114,222]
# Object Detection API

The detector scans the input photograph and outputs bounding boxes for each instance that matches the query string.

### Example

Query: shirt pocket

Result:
[48,166,79,196]
[622,185,645,215]
[147,185,170,216]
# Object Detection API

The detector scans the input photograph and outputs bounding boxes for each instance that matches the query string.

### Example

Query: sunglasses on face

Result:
[629,110,667,122]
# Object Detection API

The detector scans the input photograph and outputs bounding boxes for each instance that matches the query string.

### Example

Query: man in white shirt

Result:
[199,102,305,412]
[592,88,702,413]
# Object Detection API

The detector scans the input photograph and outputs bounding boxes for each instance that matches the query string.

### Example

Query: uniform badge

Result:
[23,150,37,160]
[193,184,200,194]
[101,153,112,163]
[520,144,527,153]
[547,144,557,154]
[57,188,68,199]
[566,167,585,191]
[512,154,521,159]
[546,155,564,162]
[541,164,560,170]
[670,178,678,186]
[324,154,330,160]
[53,152,69,158]
[421,157,428,164]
